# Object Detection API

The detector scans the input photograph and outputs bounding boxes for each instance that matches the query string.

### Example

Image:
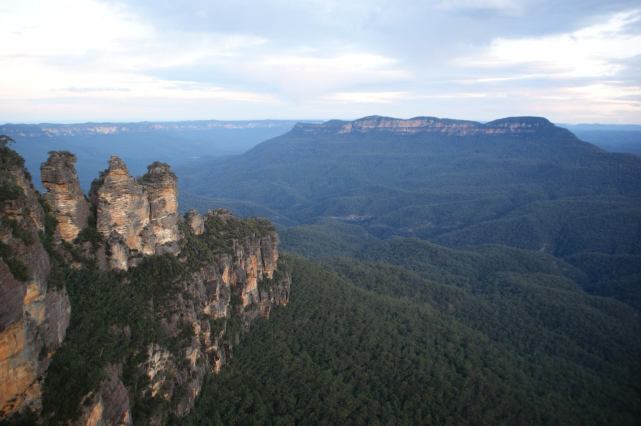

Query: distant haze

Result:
[1,0,640,123]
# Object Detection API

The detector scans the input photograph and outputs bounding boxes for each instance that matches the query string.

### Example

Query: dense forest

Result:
[4,117,641,424]
[177,120,641,312]
[176,119,641,424]
[183,252,641,425]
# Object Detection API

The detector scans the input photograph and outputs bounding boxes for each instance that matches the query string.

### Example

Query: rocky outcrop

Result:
[0,147,70,418]
[40,151,90,242]
[1,147,290,423]
[92,156,151,262]
[185,209,204,236]
[140,162,181,255]
[74,366,132,426]
[292,115,562,136]
[91,156,182,270]
[133,210,290,421]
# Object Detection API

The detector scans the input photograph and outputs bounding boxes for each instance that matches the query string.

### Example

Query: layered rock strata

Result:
[141,162,181,255]
[90,156,181,270]
[293,115,564,136]
[0,148,70,418]
[2,148,290,423]
[40,151,90,242]
[134,210,289,422]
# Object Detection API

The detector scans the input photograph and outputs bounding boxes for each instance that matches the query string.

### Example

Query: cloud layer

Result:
[1,0,640,123]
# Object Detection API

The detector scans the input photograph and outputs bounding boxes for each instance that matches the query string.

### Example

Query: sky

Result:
[1,0,641,123]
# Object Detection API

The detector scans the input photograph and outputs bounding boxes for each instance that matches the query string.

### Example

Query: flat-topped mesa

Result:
[40,151,90,242]
[91,156,182,270]
[292,115,558,136]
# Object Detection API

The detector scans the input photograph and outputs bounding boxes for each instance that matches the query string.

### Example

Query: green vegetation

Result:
[0,181,23,203]
[0,145,33,281]
[42,211,278,424]
[184,253,641,425]
[0,240,30,281]
[178,126,641,310]
[42,255,185,423]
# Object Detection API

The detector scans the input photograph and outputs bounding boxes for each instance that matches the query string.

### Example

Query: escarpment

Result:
[1,147,290,424]
[292,115,567,137]
[1,146,70,419]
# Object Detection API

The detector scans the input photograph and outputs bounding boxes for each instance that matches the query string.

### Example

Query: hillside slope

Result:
[178,115,641,308]
[184,254,641,425]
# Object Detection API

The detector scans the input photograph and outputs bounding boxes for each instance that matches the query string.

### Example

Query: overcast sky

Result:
[1,0,640,123]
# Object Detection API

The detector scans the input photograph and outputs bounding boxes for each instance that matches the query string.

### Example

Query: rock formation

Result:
[1,147,290,423]
[0,147,70,419]
[92,156,152,264]
[132,210,289,422]
[140,162,181,255]
[185,209,204,235]
[74,366,132,426]
[90,156,182,270]
[293,115,564,136]
[40,151,90,242]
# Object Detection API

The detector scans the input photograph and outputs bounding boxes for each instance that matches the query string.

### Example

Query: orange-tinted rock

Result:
[74,366,132,426]
[40,151,90,242]
[92,157,182,270]
[185,209,204,235]
[93,156,151,261]
[1,152,70,419]
[140,162,181,255]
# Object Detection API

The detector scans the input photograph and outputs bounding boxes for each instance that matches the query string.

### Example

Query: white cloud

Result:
[246,52,411,99]
[458,9,641,78]
[434,0,523,14]
[0,0,639,122]
[0,0,273,104]
[322,91,409,103]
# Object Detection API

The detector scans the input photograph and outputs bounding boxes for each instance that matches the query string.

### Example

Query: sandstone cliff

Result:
[0,146,70,419]
[90,156,181,270]
[292,115,566,137]
[1,147,290,424]
[58,209,289,425]
[40,151,90,243]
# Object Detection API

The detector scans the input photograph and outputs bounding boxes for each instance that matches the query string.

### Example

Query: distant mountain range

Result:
[177,115,641,310]
[0,119,303,138]
[1,120,302,191]
[178,115,641,424]
[3,114,641,423]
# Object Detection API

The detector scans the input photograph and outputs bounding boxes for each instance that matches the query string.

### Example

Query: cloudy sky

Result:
[1,0,640,123]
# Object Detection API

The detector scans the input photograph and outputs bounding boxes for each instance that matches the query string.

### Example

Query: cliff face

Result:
[292,115,564,137]
[91,156,181,270]
[0,147,70,418]
[1,148,290,424]
[40,151,90,242]
[140,162,181,255]
[139,210,289,422]
[67,210,290,425]
[92,156,153,270]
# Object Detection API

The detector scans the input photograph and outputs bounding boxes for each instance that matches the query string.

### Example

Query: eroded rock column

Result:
[141,162,181,255]
[40,151,90,242]
[92,156,151,269]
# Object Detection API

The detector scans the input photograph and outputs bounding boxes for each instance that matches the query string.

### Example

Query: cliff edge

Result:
[0,146,291,424]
